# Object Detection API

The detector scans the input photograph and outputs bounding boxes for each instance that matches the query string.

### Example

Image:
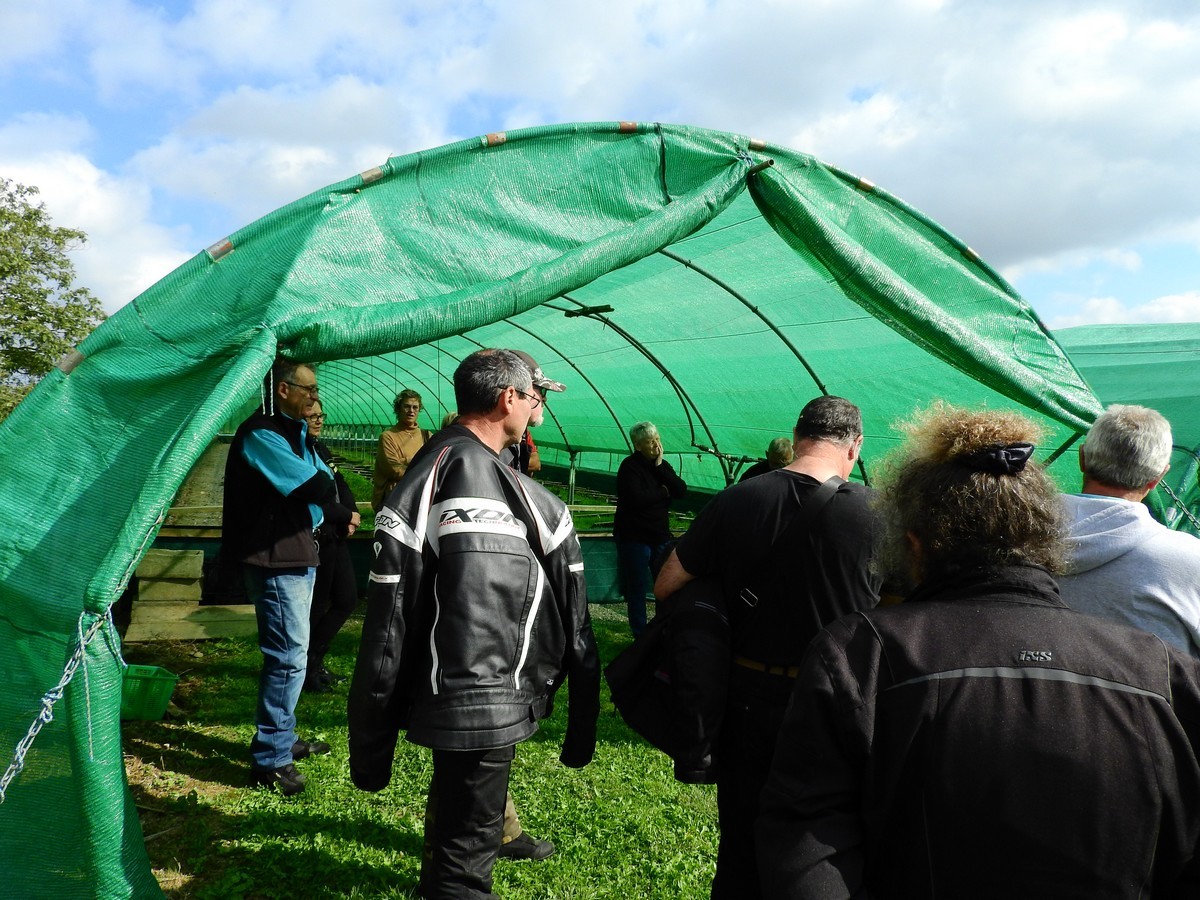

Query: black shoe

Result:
[319,664,347,684]
[303,671,332,694]
[497,831,555,861]
[291,739,332,760]
[249,762,306,796]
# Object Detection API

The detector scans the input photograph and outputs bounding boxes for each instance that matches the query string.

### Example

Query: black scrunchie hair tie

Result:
[959,442,1035,475]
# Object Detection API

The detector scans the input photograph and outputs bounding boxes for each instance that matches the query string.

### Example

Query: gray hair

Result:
[269,358,308,388]
[795,396,862,446]
[454,349,533,415]
[630,421,658,445]
[1082,404,1173,490]
[263,358,312,414]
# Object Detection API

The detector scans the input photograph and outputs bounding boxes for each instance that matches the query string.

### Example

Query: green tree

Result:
[0,178,105,420]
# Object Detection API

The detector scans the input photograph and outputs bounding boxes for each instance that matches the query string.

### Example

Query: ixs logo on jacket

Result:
[1016,649,1053,663]
[374,510,403,532]
[431,497,528,543]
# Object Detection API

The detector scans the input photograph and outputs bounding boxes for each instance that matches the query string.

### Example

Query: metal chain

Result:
[1158,480,1200,534]
[0,610,110,803]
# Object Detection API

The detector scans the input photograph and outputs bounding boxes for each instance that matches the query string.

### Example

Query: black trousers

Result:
[308,535,357,665]
[420,745,515,900]
[710,667,795,900]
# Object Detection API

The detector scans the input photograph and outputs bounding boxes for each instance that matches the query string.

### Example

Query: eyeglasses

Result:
[284,381,319,396]
[514,388,543,409]
[306,414,326,423]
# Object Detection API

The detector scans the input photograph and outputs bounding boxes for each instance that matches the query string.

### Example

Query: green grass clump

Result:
[123,604,717,898]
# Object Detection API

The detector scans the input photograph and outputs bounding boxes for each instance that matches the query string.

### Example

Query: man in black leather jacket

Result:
[349,349,599,899]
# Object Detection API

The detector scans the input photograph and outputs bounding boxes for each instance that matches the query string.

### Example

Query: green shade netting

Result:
[1056,323,1200,535]
[0,121,1101,895]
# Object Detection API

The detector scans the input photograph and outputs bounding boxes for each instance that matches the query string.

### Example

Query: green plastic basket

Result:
[120,664,179,720]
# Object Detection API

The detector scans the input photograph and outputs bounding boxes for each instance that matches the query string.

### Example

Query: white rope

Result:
[79,615,95,761]
[0,609,112,803]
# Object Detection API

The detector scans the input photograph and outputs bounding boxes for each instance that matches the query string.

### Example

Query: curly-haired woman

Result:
[759,403,1200,898]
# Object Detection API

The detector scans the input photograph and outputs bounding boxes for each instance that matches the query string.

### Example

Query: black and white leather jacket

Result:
[348,424,600,791]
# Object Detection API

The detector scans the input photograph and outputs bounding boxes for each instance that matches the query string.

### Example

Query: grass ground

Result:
[121,603,718,899]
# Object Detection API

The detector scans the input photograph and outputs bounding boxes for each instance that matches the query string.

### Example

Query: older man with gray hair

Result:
[614,420,688,638]
[1059,404,1200,657]
[349,348,599,898]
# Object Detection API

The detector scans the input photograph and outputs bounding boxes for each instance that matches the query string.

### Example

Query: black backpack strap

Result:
[733,476,844,657]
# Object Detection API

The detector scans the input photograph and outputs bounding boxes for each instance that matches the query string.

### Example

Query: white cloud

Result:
[128,77,449,230]
[1161,217,1200,252]
[0,114,192,313]
[5,0,1200,320]
[1048,290,1200,329]
[0,3,85,69]
[1003,246,1143,283]
[85,3,203,100]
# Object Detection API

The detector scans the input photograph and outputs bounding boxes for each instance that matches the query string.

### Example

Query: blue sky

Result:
[2,0,1199,329]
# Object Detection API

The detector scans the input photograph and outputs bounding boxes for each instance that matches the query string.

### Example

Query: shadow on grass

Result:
[127,761,427,898]
[119,607,713,898]
[125,724,249,788]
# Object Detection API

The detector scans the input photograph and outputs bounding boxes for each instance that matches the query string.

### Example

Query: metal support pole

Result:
[568,451,578,505]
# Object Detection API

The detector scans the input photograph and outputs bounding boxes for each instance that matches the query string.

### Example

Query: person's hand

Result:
[651,437,664,466]
[347,510,362,537]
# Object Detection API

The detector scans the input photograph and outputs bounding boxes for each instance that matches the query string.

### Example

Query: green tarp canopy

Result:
[0,121,1104,896]
[1056,323,1200,534]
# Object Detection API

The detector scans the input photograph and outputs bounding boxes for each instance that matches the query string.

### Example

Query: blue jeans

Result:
[616,540,665,638]
[244,565,314,769]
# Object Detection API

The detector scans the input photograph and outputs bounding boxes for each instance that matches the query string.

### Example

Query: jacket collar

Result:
[247,409,307,456]
[906,563,1066,610]
[631,451,658,468]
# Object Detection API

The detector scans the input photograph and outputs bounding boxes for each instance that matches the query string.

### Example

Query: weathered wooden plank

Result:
[124,603,258,642]
[137,548,204,580]
[129,601,195,623]
[137,579,202,603]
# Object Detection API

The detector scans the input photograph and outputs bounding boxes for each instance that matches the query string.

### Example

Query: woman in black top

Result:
[613,421,686,637]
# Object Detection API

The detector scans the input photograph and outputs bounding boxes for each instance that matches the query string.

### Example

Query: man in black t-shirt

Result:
[654,396,881,900]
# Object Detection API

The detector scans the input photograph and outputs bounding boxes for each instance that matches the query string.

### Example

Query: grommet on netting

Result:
[749,138,767,151]
[747,159,775,178]
[360,166,385,185]
[54,349,85,375]
[963,246,981,262]
[484,132,507,147]
[619,121,638,133]
[206,238,234,261]
[0,608,116,804]
[856,177,877,193]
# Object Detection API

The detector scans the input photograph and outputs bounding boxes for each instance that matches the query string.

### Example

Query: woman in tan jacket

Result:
[372,389,431,510]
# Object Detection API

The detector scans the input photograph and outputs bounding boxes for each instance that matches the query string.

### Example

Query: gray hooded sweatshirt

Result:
[1059,493,1200,658]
